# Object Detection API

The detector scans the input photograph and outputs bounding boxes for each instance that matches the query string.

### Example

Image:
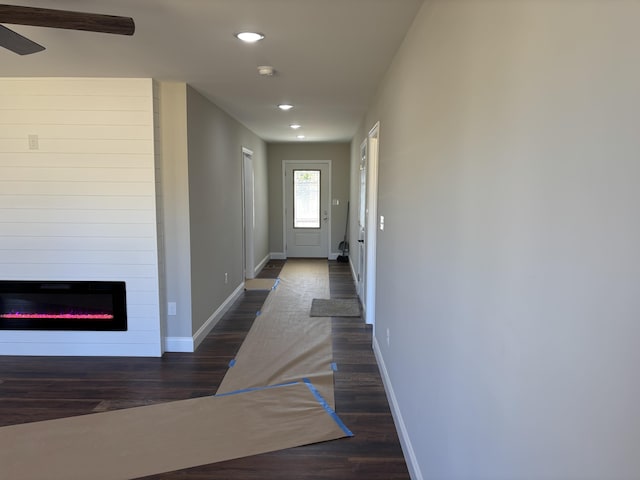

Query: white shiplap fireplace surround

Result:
[0,78,163,356]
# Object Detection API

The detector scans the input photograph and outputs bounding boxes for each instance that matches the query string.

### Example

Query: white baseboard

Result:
[193,283,244,350]
[373,336,423,480]
[164,283,245,353]
[270,252,343,261]
[349,256,357,282]
[255,254,270,276]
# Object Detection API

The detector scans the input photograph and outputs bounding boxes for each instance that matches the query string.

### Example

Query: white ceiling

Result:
[1,0,424,142]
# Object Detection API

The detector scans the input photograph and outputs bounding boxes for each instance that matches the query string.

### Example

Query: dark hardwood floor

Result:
[0,260,409,479]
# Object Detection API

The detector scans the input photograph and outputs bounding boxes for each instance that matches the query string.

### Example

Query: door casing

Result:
[282,160,332,258]
[242,147,255,279]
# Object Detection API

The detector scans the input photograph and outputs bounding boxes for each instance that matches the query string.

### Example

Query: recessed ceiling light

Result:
[258,65,275,76]
[278,104,294,111]
[297,135,306,139]
[290,124,301,129]
[235,32,265,43]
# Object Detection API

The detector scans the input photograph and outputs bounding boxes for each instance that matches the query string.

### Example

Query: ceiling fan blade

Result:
[0,4,134,35]
[0,24,44,54]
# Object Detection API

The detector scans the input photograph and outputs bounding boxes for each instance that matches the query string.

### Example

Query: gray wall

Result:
[186,86,267,334]
[353,1,640,478]
[158,82,269,340]
[268,142,350,256]
[157,82,192,339]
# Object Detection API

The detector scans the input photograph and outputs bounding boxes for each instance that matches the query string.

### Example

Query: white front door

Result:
[284,161,330,258]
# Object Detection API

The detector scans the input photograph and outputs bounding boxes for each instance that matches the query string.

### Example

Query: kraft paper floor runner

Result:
[0,259,346,479]
[244,278,278,290]
[0,382,351,480]
[217,259,335,406]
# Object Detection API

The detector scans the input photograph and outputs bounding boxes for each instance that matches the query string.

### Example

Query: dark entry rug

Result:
[310,298,360,317]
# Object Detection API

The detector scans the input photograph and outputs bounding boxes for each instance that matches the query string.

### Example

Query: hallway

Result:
[0,260,409,479]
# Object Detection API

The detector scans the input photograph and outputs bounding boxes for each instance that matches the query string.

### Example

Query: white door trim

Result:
[282,160,332,258]
[242,147,255,279]
[365,122,380,327]
[357,138,367,301]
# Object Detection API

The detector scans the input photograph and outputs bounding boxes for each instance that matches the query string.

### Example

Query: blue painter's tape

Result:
[272,278,281,289]
[256,310,261,316]
[214,381,300,398]
[302,378,353,437]
[228,359,236,368]
[331,362,338,372]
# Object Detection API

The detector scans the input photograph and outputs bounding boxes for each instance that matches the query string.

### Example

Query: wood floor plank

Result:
[0,260,409,479]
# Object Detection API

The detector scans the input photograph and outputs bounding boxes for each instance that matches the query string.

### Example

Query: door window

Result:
[293,170,321,229]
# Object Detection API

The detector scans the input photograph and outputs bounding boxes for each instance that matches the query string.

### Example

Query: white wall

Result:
[354,1,640,478]
[0,78,161,356]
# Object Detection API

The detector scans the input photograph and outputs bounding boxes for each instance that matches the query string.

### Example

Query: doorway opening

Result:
[357,122,380,326]
[357,139,367,300]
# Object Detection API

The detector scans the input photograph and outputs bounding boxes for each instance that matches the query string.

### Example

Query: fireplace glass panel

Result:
[0,281,127,331]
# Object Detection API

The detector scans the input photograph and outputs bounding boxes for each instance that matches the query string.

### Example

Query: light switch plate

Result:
[28,134,39,150]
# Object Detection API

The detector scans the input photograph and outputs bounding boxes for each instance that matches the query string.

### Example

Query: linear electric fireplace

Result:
[0,281,127,331]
